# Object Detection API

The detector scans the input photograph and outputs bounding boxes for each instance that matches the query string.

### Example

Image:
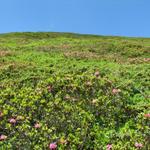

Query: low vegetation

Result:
[0,32,150,149]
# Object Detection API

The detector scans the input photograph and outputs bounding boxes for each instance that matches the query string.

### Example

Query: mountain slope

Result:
[0,32,150,150]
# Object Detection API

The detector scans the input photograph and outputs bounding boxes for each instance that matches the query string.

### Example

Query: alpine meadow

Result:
[0,32,150,150]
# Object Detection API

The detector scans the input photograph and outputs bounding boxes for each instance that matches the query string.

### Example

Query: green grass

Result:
[0,32,150,150]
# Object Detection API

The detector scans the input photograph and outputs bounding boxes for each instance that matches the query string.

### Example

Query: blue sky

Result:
[0,0,150,37]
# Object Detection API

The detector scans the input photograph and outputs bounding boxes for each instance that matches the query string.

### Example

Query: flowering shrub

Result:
[0,32,149,149]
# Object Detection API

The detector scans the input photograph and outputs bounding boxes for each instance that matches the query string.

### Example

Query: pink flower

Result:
[0,135,7,141]
[34,123,41,129]
[144,113,150,118]
[112,88,121,94]
[135,142,143,149]
[107,144,112,150]
[49,142,57,150]
[9,118,16,124]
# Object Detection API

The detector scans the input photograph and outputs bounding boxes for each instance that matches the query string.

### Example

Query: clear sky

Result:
[0,0,150,37]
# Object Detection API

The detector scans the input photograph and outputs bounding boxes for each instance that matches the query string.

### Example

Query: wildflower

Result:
[65,95,71,100]
[143,58,150,62]
[34,123,41,129]
[112,88,121,94]
[47,85,53,92]
[0,112,3,118]
[135,142,143,149]
[0,135,7,141]
[94,71,100,77]
[86,81,92,86]
[9,118,16,124]
[144,113,150,118]
[92,99,98,104]
[65,95,70,100]
[106,144,112,150]
[49,142,57,150]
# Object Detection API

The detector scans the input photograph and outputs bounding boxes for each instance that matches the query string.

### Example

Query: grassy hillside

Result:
[0,32,150,150]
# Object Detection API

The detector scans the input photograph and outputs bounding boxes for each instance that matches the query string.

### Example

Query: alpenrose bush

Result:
[0,69,149,150]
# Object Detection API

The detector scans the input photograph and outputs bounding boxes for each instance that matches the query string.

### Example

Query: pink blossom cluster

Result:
[107,144,112,150]
[135,142,143,149]
[49,142,57,150]
[0,135,7,141]
[112,88,121,94]
[9,118,16,124]
[34,123,41,129]
[144,113,150,118]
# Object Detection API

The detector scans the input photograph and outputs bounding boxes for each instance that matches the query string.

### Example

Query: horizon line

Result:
[0,31,150,39]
